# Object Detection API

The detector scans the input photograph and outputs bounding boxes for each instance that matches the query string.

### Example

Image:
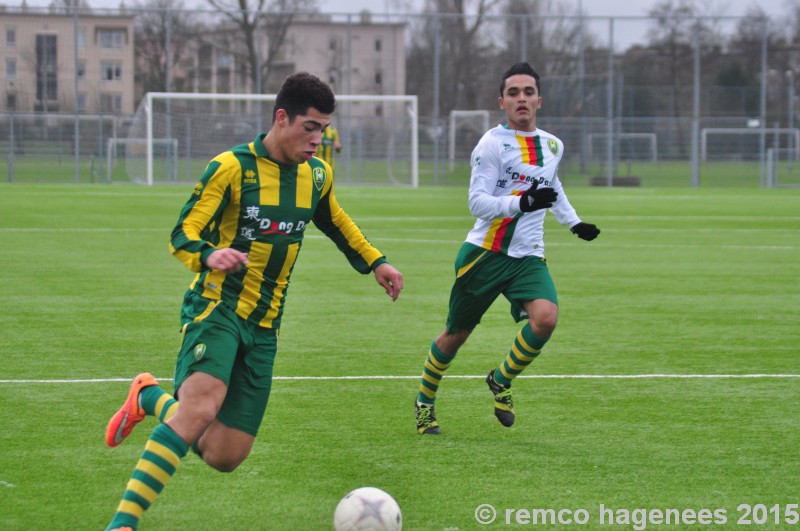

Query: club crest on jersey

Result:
[547,139,559,155]
[313,167,326,190]
[194,343,206,361]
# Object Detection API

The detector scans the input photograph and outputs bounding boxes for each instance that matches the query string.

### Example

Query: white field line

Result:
[2,374,800,384]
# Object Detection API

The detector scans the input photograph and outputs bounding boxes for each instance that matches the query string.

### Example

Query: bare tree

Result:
[204,0,318,93]
[133,0,200,97]
[407,0,502,115]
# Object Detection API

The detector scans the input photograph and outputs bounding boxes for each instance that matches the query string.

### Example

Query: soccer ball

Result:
[333,487,402,531]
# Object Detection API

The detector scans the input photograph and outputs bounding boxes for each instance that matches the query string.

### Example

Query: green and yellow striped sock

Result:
[494,324,547,386]
[106,423,189,531]
[139,385,178,423]
[417,341,456,405]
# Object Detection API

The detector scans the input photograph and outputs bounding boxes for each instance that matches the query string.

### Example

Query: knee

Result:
[204,449,249,473]
[207,457,245,473]
[436,328,471,355]
[530,313,557,338]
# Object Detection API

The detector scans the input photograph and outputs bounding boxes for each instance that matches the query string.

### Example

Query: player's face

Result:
[499,74,542,132]
[274,107,331,164]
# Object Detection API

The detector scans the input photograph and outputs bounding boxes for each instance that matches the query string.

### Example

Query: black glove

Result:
[570,222,600,241]
[519,181,558,212]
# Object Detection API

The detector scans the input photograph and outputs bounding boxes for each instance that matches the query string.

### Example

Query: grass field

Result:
[1,183,799,530]
[5,154,798,188]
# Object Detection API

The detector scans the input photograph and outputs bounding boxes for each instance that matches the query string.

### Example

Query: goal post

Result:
[131,92,418,187]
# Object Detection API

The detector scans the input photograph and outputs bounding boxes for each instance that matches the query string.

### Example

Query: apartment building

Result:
[172,12,406,99]
[1,6,135,114]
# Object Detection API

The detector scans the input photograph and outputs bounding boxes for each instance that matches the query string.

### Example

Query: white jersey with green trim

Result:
[464,124,582,258]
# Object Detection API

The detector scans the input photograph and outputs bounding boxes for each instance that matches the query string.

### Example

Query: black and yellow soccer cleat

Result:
[486,370,515,427]
[415,401,441,435]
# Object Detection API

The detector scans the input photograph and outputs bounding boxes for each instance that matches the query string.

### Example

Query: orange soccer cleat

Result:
[104,372,159,447]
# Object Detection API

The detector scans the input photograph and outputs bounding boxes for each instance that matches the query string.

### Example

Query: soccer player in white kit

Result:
[415,63,600,435]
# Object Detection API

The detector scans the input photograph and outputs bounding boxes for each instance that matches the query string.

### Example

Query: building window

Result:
[77,28,86,50]
[100,92,122,113]
[101,61,122,81]
[375,38,381,52]
[7,93,16,110]
[77,93,87,112]
[329,37,337,50]
[375,71,382,85]
[36,34,58,102]
[6,28,15,49]
[99,29,124,49]
[6,58,16,82]
[77,60,86,81]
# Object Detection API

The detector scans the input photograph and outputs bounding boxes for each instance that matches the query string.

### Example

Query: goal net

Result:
[125,93,419,187]
[106,138,178,184]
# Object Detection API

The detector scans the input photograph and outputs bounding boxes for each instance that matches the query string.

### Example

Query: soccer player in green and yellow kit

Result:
[315,123,341,169]
[103,72,403,531]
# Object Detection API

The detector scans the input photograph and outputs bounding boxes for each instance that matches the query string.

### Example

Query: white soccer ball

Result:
[333,487,403,531]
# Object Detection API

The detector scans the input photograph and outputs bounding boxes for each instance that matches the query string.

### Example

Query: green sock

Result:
[417,341,456,405]
[106,424,189,531]
[139,385,179,423]
[494,325,547,386]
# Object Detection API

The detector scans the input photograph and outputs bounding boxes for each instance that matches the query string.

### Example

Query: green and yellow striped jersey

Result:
[170,133,386,329]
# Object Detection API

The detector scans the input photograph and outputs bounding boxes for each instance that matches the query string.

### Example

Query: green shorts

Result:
[175,291,277,436]
[445,242,558,333]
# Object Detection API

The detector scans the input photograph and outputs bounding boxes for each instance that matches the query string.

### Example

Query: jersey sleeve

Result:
[548,171,582,228]
[169,155,235,272]
[467,132,520,220]
[312,179,385,274]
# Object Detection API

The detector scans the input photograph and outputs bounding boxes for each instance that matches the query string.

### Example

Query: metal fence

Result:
[2,6,798,187]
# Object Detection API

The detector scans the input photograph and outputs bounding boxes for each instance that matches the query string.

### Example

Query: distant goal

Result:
[126,92,419,187]
[766,147,800,187]
[448,110,491,171]
[701,127,800,161]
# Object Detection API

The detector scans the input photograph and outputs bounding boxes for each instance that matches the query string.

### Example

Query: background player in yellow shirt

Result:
[316,123,342,169]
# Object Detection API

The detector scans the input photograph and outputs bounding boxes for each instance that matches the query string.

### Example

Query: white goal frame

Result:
[587,133,658,162]
[448,110,490,171]
[143,92,419,187]
[701,127,800,161]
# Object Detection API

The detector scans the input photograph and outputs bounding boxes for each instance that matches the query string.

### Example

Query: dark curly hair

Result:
[272,72,336,122]
[500,63,541,97]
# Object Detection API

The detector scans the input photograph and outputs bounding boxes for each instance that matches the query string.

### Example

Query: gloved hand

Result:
[519,181,558,212]
[570,222,600,241]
